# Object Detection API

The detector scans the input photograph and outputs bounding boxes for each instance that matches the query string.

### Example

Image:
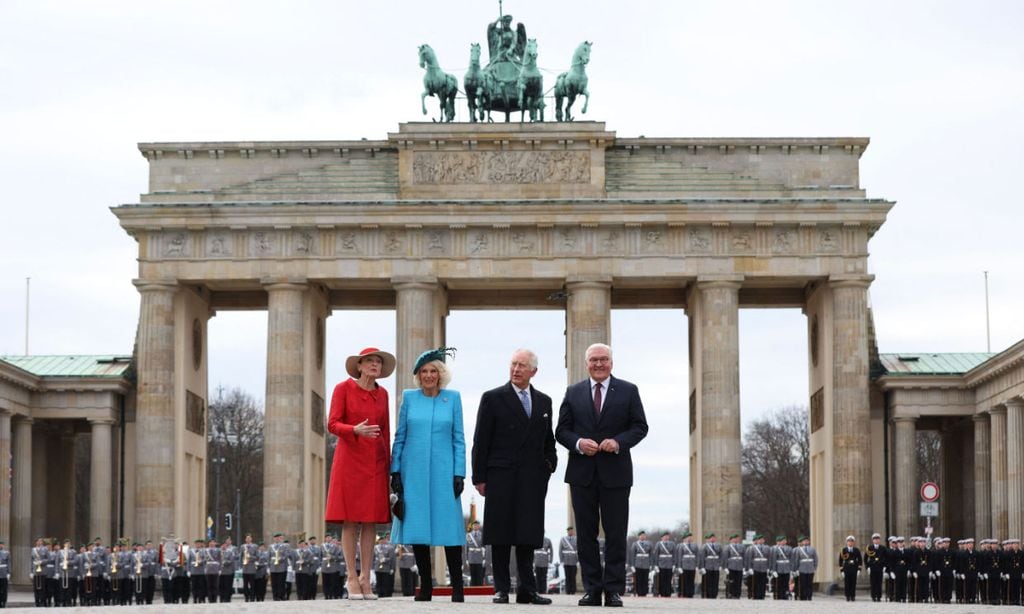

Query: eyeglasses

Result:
[587,357,610,364]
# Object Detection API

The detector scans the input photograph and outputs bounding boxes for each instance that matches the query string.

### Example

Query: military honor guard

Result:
[768,535,793,600]
[203,539,222,603]
[55,540,77,607]
[862,533,885,602]
[743,534,770,600]
[533,536,553,594]
[834,535,860,601]
[559,527,578,595]
[465,521,486,586]
[722,534,744,599]
[652,532,675,597]
[293,539,315,600]
[220,538,238,602]
[955,537,978,603]
[787,535,815,601]
[267,533,290,601]
[396,544,417,597]
[698,532,722,599]
[187,538,207,603]
[909,536,931,602]
[1006,538,1022,605]
[627,531,651,596]
[373,533,397,598]
[254,542,270,601]
[889,536,909,602]
[240,534,259,602]
[320,535,343,599]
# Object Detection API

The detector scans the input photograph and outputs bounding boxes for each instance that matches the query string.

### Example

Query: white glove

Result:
[743,569,751,577]
[888,572,895,580]
[1003,573,1009,580]
[629,566,635,573]
[929,572,936,580]
[411,565,417,573]
[911,572,917,579]
[771,571,778,579]
[674,567,681,574]
[699,568,706,575]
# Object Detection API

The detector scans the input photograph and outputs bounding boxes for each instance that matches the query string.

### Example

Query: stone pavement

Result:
[3,591,1011,612]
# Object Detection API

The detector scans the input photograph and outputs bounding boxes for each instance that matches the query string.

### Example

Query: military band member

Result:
[373,534,397,598]
[559,527,578,595]
[465,521,486,586]
[55,539,77,607]
[698,532,722,599]
[187,538,207,603]
[202,538,221,603]
[268,533,290,601]
[240,534,259,602]
[115,542,134,605]
[0,541,10,608]
[130,543,147,605]
[723,534,744,599]
[31,538,48,607]
[397,544,417,597]
[320,535,340,599]
[743,534,770,600]
[293,539,314,600]
[254,542,269,601]
[768,535,793,600]
[627,531,651,596]
[533,536,553,594]
[219,538,238,602]
[335,540,349,599]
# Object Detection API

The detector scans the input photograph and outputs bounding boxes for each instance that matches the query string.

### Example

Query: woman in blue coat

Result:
[390,347,466,601]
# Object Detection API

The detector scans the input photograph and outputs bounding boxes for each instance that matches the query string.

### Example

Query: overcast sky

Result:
[2,0,1022,548]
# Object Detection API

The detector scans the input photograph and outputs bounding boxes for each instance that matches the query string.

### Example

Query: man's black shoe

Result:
[517,593,552,605]
[604,592,623,607]
[493,591,510,604]
[578,592,602,606]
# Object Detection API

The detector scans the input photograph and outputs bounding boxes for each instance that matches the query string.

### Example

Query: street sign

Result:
[920,502,939,516]
[920,482,939,502]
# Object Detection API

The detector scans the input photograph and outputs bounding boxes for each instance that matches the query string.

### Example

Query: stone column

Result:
[90,418,115,544]
[973,413,992,538]
[133,280,177,539]
[565,278,612,383]
[829,276,873,549]
[0,411,10,545]
[12,418,32,585]
[939,424,965,537]
[990,406,1008,540]
[393,278,440,396]
[892,416,917,539]
[1005,398,1024,538]
[696,278,742,541]
[263,282,307,536]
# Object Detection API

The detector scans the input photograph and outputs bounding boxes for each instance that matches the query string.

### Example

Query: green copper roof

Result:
[0,355,132,378]
[878,352,995,376]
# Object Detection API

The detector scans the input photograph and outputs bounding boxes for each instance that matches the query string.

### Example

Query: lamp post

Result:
[212,456,226,538]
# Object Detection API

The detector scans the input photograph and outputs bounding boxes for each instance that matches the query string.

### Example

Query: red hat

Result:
[345,347,396,379]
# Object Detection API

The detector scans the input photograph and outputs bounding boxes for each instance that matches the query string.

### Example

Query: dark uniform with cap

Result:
[723,534,744,599]
[863,533,886,602]
[0,541,10,607]
[698,533,722,599]
[838,535,861,601]
[888,536,909,602]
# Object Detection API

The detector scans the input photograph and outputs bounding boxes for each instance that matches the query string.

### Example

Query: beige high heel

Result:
[347,579,364,600]
[361,576,378,600]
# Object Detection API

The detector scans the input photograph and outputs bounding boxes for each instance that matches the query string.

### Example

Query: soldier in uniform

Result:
[114,541,133,605]
[129,542,147,605]
[911,535,934,603]
[267,533,290,601]
[743,534,770,600]
[91,537,111,606]
[465,521,486,586]
[933,537,954,604]
[836,535,860,601]
[627,531,651,596]
[723,534,744,599]
[373,533,397,598]
[768,535,792,600]
[143,540,158,604]
[396,544,417,597]
[698,532,722,599]
[56,539,77,607]
[188,538,208,603]
[203,538,221,603]
[889,536,909,602]
[559,527,578,595]
[671,532,696,597]
[220,538,238,602]
[647,532,672,597]
[240,534,258,602]
[862,533,885,602]
[293,539,313,600]
[533,536,553,594]
[253,542,269,601]
[172,539,190,603]
[0,541,10,608]
[1008,539,1022,605]
[30,538,48,607]
[790,535,818,601]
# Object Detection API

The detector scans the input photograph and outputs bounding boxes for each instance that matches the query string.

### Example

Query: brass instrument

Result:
[243,546,250,567]
[193,548,203,568]
[272,545,281,566]
[111,550,119,575]
[61,546,71,590]
[135,551,144,594]
[297,550,304,572]
[34,550,42,575]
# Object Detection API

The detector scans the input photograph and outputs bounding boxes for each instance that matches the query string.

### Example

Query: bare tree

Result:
[741,405,809,541]
[207,386,264,540]
[916,430,941,483]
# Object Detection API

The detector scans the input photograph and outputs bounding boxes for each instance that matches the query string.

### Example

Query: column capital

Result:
[1004,397,1024,410]
[13,416,33,426]
[829,274,874,289]
[262,278,308,292]
[133,279,178,293]
[391,276,439,290]
[695,275,744,290]
[990,405,1008,416]
[973,412,993,423]
[891,415,918,425]
[88,418,116,427]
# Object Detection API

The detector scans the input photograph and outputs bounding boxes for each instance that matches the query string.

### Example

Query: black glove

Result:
[390,472,403,496]
[453,476,464,498]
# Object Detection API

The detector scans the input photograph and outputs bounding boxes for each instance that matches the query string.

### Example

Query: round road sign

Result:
[921,482,939,502]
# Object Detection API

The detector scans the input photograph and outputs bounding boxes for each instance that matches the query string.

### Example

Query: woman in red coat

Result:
[326,347,396,600]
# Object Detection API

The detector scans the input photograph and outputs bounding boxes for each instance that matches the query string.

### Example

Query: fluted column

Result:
[0,411,10,545]
[263,282,307,535]
[973,413,992,537]
[696,278,742,541]
[565,278,612,384]
[990,406,1008,540]
[394,278,440,397]
[892,416,917,539]
[90,418,115,544]
[1005,398,1024,538]
[133,280,177,539]
[12,418,32,585]
[830,276,873,549]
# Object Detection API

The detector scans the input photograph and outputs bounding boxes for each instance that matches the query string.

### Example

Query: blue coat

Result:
[390,388,466,546]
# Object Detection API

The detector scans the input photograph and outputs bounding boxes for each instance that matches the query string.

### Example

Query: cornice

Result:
[965,338,1024,387]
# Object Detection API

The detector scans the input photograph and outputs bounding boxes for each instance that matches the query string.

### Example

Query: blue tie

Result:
[519,389,532,418]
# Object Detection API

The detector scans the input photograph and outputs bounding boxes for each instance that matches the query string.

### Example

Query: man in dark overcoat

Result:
[555,342,648,608]
[472,348,558,605]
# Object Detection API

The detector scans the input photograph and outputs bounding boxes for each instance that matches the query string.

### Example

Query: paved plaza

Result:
[2,591,1013,612]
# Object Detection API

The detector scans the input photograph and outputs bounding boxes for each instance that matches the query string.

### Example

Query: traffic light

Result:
[225,513,233,531]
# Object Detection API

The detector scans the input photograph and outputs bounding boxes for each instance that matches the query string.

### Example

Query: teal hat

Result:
[682,531,692,539]
[729,533,740,540]
[413,347,457,374]
[704,532,715,539]
[776,535,787,542]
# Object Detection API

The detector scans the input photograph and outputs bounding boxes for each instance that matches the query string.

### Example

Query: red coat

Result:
[325,378,392,524]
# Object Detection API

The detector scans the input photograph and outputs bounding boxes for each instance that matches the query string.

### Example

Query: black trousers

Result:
[534,566,548,593]
[752,571,767,599]
[376,571,394,597]
[796,572,813,600]
[399,568,417,596]
[254,574,268,601]
[270,571,286,601]
[492,544,536,596]
[242,573,255,601]
[867,567,882,601]
[205,574,219,602]
[563,565,577,594]
[469,563,484,586]
[678,569,694,597]
[704,570,720,598]
[894,571,907,602]
[843,570,857,600]
[190,574,207,603]
[570,482,630,596]
[634,568,649,596]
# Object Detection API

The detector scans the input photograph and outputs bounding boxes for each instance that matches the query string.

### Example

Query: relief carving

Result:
[426,230,447,253]
[602,231,620,251]
[251,231,278,256]
[558,228,578,251]
[819,229,839,252]
[732,231,753,252]
[511,231,535,253]
[164,232,188,257]
[644,230,662,248]
[206,233,231,257]
[294,231,315,255]
[469,232,490,255]
[412,151,590,185]
[689,228,711,252]
[772,229,796,253]
[383,231,403,254]
[186,391,205,435]
[312,392,325,436]
[338,231,359,253]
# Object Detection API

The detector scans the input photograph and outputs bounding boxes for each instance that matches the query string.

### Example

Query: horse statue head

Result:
[523,38,538,66]
[418,44,437,69]
[572,41,592,68]
[469,42,481,67]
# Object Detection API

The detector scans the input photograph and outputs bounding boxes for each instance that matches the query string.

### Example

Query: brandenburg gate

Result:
[113,121,892,581]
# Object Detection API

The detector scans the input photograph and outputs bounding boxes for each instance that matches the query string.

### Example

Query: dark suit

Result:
[555,375,648,597]
[472,382,557,597]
